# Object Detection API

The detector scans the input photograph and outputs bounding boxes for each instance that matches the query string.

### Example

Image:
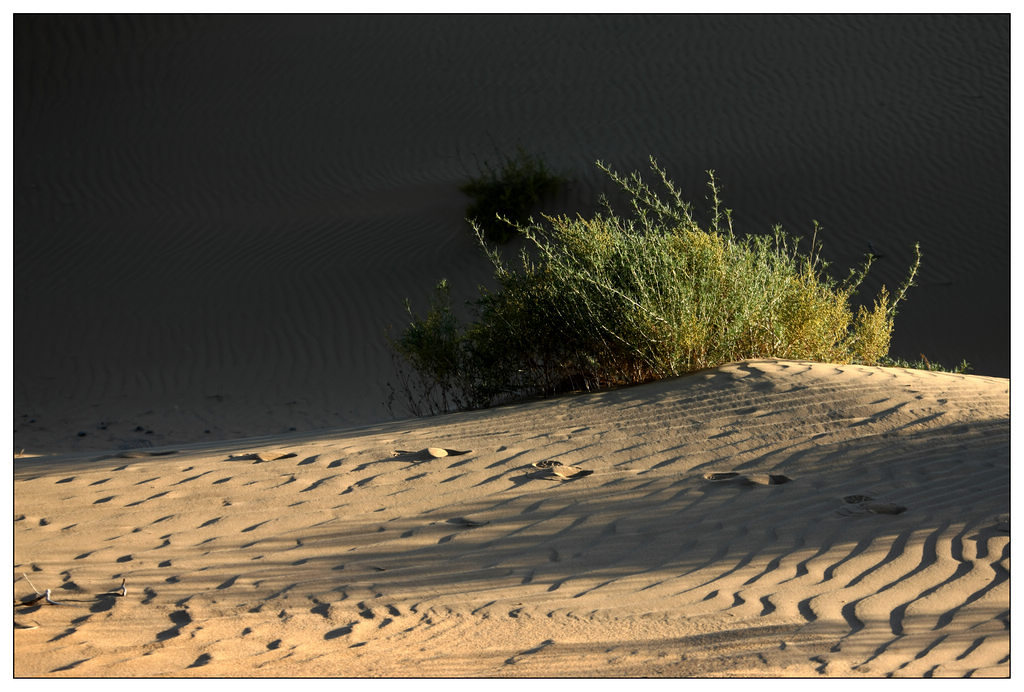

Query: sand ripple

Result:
[14,360,1008,677]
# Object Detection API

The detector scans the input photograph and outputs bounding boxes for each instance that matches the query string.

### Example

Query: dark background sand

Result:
[13,14,1009,454]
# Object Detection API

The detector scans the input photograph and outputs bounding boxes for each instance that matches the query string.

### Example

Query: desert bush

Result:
[460,147,566,243]
[392,158,921,414]
[879,355,971,374]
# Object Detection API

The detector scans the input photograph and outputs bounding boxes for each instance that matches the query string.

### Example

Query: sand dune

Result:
[11,14,1011,679]
[13,360,1009,677]
[13,15,1009,457]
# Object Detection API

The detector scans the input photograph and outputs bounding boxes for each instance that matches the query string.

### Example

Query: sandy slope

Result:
[10,15,1012,680]
[13,360,1009,677]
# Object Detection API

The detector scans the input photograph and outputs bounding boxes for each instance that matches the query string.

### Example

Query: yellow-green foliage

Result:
[849,287,895,365]
[393,158,920,413]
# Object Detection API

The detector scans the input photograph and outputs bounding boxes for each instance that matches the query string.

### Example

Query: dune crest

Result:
[13,360,1009,677]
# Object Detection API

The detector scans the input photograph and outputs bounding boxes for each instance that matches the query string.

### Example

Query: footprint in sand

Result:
[702,471,792,486]
[530,460,593,480]
[324,624,354,640]
[228,451,298,462]
[125,491,170,508]
[505,639,555,665]
[300,476,338,492]
[156,610,192,641]
[840,494,907,516]
[174,470,213,486]
[241,520,271,533]
[446,516,489,528]
[309,600,332,619]
[843,494,873,503]
[90,593,120,613]
[101,450,178,461]
[426,447,470,458]
[51,659,88,673]
[393,447,472,460]
[187,653,212,669]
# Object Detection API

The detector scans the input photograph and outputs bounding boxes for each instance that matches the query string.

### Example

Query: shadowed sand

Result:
[13,360,1009,677]
[13,15,1009,457]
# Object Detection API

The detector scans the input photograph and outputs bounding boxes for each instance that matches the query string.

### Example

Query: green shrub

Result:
[392,158,921,414]
[459,147,566,243]
[879,355,972,374]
